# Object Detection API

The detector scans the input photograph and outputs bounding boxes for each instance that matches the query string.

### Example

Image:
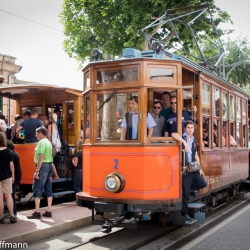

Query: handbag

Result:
[187,161,201,172]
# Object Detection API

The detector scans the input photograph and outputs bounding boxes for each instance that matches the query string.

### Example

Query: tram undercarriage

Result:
[77,180,245,233]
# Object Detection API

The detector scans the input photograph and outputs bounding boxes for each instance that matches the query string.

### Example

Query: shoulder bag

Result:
[187,161,201,172]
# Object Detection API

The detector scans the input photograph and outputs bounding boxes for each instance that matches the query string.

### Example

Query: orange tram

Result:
[76,48,250,232]
[0,83,83,198]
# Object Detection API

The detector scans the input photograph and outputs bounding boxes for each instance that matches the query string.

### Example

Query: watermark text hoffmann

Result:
[0,241,28,249]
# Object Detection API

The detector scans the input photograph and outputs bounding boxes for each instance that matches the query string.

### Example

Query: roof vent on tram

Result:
[122,48,141,58]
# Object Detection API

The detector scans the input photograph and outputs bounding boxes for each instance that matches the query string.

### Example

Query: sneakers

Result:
[10,216,17,223]
[27,212,41,219]
[185,215,196,222]
[42,211,52,217]
[0,217,4,224]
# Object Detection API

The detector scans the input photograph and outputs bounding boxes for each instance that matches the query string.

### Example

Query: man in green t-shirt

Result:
[27,126,53,219]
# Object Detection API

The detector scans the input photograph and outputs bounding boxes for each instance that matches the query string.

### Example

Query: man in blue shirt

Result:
[120,96,156,140]
[16,109,43,143]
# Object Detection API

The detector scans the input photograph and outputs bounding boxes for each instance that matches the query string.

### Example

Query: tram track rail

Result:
[28,192,250,250]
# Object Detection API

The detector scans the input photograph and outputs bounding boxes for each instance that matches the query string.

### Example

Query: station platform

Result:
[0,201,92,245]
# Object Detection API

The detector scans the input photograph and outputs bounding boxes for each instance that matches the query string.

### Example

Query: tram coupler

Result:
[100,215,126,233]
[101,221,112,233]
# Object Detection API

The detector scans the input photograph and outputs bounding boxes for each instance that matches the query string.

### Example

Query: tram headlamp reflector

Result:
[106,176,117,189]
[104,172,125,193]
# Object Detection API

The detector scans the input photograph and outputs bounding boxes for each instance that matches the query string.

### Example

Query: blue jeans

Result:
[12,184,17,215]
[181,171,207,216]
[33,163,53,198]
[73,169,82,193]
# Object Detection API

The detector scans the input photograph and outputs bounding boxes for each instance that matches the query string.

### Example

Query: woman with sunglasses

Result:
[203,124,216,147]
[151,101,165,137]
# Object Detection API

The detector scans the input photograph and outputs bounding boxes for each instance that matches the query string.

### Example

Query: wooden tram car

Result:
[0,83,83,198]
[77,49,249,232]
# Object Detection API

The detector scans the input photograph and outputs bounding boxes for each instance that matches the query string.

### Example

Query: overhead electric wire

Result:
[0,8,63,33]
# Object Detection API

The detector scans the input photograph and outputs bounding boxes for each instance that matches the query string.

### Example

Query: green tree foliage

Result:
[60,0,231,65]
[224,36,250,87]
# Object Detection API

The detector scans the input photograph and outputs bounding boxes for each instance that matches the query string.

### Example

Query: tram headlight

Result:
[106,176,117,189]
[104,172,125,193]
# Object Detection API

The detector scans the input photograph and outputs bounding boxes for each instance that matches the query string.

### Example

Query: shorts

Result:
[0,177,12,194]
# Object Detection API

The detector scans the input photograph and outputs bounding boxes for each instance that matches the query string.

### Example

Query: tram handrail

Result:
[181,149,186,174]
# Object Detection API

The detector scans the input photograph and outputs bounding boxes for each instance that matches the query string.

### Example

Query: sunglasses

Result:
[171,102,176,105]
[153,106,161,109]
[203,130,208,133]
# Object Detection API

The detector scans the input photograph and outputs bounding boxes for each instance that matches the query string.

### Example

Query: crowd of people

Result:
[0,107,84,223]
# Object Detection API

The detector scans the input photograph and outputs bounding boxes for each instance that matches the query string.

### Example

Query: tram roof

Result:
[83,50,248,97]
[0,82,82,99]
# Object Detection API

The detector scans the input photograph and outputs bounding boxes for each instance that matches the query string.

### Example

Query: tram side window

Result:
[96,91,138,141]
[242,100,247,147]
[222,92,228,120]
[213,120,221,147]
[236,97,241,145]
[202,83,210,116]
[202,83,214,148]
[85,97,90,139]
[213,88,220,117]
[202,118,216,148]
[230,95,235,146]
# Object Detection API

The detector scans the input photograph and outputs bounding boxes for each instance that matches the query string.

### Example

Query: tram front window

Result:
[96,91,138,141]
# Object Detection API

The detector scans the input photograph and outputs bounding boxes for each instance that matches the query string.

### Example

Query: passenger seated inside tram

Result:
[214,124,219,147]
[150,101,165,137]
[120,96,156,140]
[222,123,236,147]
[164,96,197,137]
[203,124,216,147]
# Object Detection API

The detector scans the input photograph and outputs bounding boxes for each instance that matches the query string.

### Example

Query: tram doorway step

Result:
[188,203,205,222]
